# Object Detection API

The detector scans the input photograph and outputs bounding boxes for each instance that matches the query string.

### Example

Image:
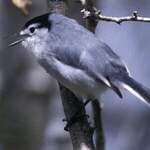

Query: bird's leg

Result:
[63,99,92,131]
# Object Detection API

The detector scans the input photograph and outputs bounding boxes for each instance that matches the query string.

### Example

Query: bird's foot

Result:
[63,114,89,131]
[62,99,92,131]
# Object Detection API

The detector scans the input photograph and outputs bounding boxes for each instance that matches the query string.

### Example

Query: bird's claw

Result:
[63,114,90,131]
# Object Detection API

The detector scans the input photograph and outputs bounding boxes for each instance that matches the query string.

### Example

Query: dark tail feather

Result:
[115,75,150,106]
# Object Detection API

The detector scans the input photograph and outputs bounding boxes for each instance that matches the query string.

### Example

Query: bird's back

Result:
[48,13,129,77]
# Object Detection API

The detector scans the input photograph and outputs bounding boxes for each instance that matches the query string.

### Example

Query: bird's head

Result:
[8,13,52,50]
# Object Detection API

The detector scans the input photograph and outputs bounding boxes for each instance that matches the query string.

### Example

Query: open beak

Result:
[8,39,24,47]
[7,31,29,47]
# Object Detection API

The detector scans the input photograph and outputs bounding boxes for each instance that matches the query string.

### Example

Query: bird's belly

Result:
[39,57,107,99]
[51,66,106,99]
[62,79,105,99]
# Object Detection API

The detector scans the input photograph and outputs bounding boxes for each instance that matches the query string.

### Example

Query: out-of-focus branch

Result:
[81,8,150,24]
[47,0,95,150]
[47,0,67,14]
[80,0,105,150]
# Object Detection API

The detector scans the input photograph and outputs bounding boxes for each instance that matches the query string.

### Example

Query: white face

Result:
[20,23,49,57]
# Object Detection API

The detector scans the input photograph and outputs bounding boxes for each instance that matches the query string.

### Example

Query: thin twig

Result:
[92,101,105,150]
[81,8,150,24]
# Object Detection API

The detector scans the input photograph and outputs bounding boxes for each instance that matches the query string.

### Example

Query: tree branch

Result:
[80,0,105,150]
[47,0,95,150]
[81,8,150,24]
[60,84,95,150]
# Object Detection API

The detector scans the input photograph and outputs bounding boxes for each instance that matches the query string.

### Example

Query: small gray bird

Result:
[9,12,150,106]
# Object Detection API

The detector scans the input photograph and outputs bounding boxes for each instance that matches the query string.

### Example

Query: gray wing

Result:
[49,13,129,77]
[50,38,128,98]
[48,16,129,97]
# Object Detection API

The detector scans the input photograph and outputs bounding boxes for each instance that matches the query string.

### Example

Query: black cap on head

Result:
[23,13,52,29]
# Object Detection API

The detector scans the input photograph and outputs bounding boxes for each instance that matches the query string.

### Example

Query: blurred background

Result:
[0,0,150,150]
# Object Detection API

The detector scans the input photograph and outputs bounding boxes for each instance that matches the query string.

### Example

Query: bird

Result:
[9,12,150,106]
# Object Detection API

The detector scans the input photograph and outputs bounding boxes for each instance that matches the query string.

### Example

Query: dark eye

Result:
[29,27,35,33]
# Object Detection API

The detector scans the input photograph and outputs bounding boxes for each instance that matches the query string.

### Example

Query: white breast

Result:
[22,28,49,58]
